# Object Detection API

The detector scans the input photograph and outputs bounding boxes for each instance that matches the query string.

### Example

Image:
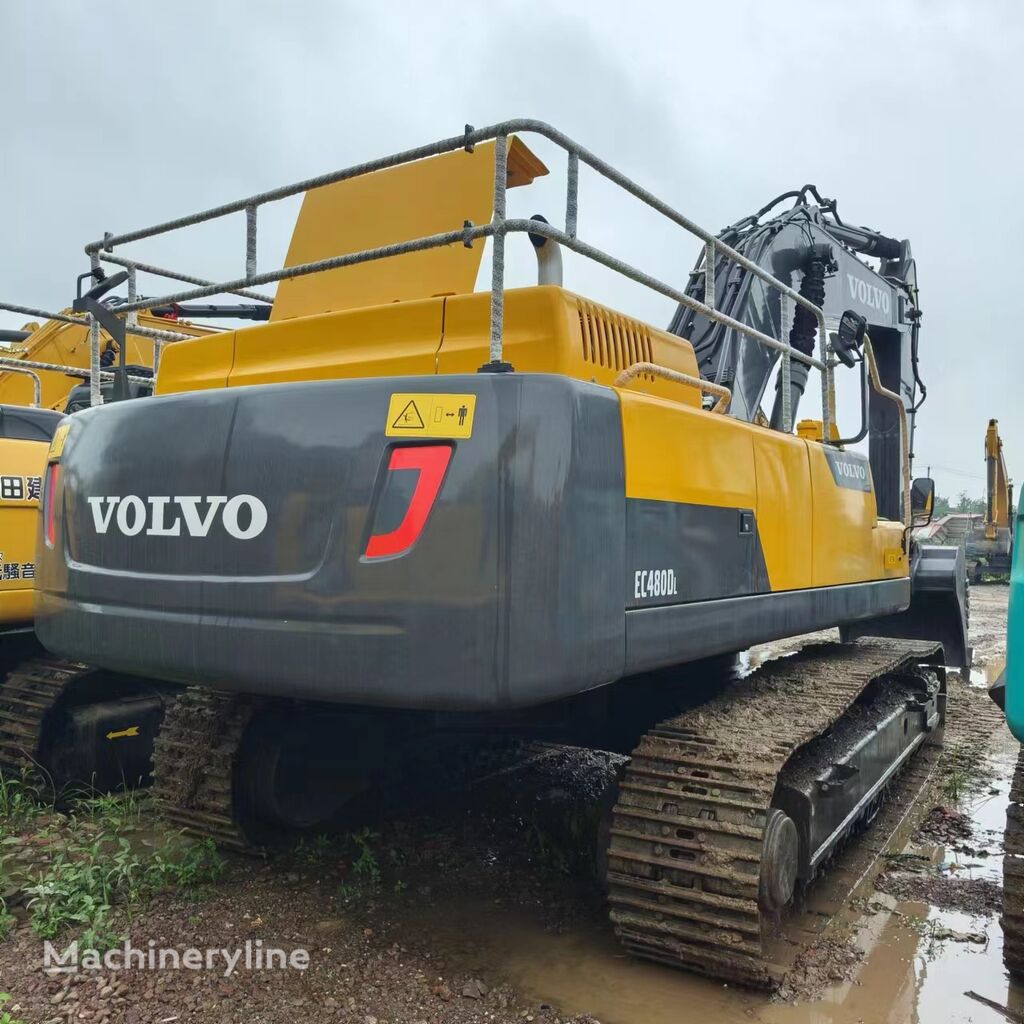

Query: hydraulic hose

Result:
[769,248,828,431]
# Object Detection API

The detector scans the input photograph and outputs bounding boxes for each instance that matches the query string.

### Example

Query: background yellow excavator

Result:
[965,418,1014,581]
[0,306,214,788]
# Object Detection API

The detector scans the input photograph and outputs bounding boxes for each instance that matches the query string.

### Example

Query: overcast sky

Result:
[2,0,1021,502]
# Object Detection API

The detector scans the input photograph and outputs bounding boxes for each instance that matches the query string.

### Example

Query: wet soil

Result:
[0,585,1013,1024]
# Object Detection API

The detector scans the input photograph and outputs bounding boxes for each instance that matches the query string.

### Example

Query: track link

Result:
[0,656,93,780]
[605,638,942,987]
[151,687,258,853]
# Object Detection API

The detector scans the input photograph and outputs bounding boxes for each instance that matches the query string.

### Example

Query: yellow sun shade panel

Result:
[271,137,548,322]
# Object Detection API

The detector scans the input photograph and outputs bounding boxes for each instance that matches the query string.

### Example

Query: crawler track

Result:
[1003,747,1024,975]
[0,656,93,779]
[151,687,258,853]
[605,638,942,987]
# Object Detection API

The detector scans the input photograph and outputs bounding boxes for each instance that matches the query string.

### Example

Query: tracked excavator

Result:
[966,418,1014,581]
[28,121,970,986]
[0,305,215,791]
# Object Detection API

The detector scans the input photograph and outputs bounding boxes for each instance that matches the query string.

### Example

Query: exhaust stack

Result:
[528,215,563,286]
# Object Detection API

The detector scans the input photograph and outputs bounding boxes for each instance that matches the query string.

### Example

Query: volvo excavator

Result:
[966,418,1014,581]
[0,307,214,791]
[25,120,970,986]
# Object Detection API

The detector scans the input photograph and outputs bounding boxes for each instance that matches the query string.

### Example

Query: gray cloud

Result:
[1,0,1020,499]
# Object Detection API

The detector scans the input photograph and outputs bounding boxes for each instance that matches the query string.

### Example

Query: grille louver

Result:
[576,298,654,377]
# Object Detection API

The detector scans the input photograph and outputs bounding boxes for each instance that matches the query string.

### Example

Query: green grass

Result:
[69,789,145,832]
[0,767,226,952]
[23,832,225,949]
[335,828,384,902]
[0,994,23,1024]
[0,770,43,827]
[294,833,335,864]
[940,742,982,804]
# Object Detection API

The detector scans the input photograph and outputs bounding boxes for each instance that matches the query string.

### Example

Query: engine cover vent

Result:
[576,299,653,377]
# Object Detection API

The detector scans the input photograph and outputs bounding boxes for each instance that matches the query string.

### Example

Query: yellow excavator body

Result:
[0,429,49,625]
[0,311,212,410]
[0,311,214,627]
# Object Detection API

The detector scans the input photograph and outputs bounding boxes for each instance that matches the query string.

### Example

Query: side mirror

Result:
[834,309,867,368]
[911,477,935,528]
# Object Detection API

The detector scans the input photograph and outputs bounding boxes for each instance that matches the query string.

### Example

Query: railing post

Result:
[126,265,139,334]
[88,254,103,408]
[703,242,716,309]
[483,134,510,371]
[819,320,833,443]
[565,151,579,239]
[245,204,258,281]
[88,317,102,407]
[779,295,792,432]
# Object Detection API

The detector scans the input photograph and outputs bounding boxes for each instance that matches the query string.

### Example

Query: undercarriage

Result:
[69,636,948,988]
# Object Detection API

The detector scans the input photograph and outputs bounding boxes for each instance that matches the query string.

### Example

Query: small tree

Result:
[955,491,986,515]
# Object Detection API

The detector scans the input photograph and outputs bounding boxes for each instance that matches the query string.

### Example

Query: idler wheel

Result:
[758,808,799,913]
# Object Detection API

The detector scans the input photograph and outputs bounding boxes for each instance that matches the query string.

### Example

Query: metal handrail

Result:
[0,363,41,406]
[0,300,192,345]
[0,354,152,387]
[863,334,911,531]
[614,362,731,414]
[0,300,194,407]
[79,118,833,434]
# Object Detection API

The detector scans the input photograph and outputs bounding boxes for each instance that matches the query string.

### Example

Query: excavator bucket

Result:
[270,137,548,322]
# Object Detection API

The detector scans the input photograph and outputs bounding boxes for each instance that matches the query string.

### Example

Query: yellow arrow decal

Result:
[105,726,140,741]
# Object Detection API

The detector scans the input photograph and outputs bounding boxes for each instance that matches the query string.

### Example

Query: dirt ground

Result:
[0,586,1012,1024]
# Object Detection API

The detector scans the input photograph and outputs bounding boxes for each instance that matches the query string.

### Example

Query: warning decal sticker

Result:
[48,422,70,460]
[385,394,476,439]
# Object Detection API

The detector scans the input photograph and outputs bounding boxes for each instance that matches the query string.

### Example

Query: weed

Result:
[23,843,122,949]
[941,742,980,803]
[350,828,381,886]
[0,770,43,826]
[295,834,334,864]
[335,828,383,902]
[0,994,22,1024]
[24,830,225,950]
[71,789,144,832]
[156,837,225,890]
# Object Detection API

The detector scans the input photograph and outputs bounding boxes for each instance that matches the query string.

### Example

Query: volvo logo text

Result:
[86,495,268,540]
[824,450,873,493]
[834,461,867,482]
[846,273,891,315]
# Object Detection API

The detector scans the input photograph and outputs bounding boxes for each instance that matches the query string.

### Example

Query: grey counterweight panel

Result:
[36,374,626,711]
[505,378,625,705]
